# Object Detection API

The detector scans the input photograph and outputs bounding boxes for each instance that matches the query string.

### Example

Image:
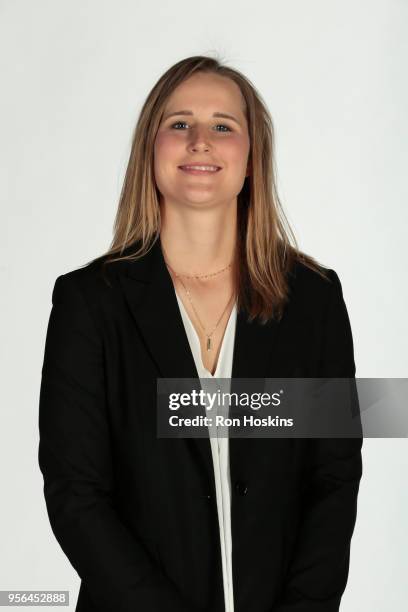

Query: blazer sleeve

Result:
[38,274,196,612]
[272,270,363,612]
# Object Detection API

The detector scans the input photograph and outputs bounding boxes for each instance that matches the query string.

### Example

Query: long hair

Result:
[87,54,331,323]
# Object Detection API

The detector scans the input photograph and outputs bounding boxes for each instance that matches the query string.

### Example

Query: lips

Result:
[178,164,222,175]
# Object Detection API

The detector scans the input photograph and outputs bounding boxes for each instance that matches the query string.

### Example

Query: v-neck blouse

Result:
[175,291,237,612]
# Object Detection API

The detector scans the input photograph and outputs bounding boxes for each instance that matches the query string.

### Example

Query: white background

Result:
[1,0,407,610]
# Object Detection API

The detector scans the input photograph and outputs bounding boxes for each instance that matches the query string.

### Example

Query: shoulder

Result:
[287,258,339,306]
[278,257,352,338]
[49,251,132,319]
[53,239,148,294]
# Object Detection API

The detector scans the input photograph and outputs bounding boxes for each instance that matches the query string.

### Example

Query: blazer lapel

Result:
[118,236,199,380]
[118,235,281,493]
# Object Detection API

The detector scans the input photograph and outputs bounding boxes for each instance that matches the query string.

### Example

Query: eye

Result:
[215,124,232,132]
[171,121,188,130]
[170,121,232,133]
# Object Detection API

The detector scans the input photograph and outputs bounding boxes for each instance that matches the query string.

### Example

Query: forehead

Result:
[164,73,246,117]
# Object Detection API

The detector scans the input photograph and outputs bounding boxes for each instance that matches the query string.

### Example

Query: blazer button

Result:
[234,481,248,496]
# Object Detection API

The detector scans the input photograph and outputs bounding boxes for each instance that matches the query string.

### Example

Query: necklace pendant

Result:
[207,337,211,351]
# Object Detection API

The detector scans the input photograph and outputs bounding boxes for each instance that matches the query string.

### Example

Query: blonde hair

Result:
[88,54,330,323]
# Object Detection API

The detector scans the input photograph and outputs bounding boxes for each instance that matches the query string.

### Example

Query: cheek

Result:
[220,135,250,166]
[154,131,181,160]
[154,133,181,189]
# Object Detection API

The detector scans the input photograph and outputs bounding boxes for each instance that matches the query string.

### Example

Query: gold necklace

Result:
[164,260,235,351]
[177,262,232,279]
[161,242,233,279]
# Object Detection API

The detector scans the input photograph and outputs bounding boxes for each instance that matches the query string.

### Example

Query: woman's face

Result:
[154,72,250,208]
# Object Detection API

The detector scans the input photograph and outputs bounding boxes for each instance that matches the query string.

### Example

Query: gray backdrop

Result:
[0,0,407,610]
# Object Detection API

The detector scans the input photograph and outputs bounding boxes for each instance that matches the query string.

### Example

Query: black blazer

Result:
[38,236,363,612]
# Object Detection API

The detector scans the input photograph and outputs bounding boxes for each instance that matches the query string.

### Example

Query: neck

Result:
[159,198,237,275]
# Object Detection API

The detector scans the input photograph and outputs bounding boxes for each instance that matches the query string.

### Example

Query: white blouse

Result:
[175,291,237,612]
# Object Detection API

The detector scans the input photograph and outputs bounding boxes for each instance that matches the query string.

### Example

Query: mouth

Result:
[178,165,222,175]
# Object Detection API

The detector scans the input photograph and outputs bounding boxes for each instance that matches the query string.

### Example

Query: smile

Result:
[178,165,222,175]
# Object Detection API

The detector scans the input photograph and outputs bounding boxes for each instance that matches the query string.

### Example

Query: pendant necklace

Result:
[164,259,235,351]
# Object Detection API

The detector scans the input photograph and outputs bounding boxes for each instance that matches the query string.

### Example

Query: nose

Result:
[187,125,211,151]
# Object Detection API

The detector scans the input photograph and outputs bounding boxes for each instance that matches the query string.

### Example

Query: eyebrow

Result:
[163,110,241,125]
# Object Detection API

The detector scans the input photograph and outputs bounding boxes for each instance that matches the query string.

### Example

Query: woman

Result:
[39,56,363,612]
